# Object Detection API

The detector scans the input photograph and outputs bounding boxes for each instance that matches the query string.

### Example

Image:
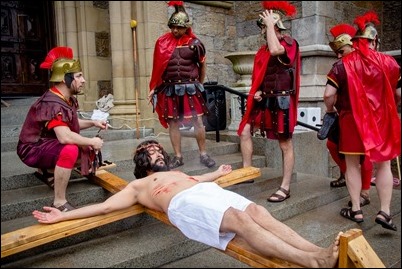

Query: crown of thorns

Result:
[135,142,163,154]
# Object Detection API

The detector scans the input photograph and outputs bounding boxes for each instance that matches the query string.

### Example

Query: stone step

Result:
[164,184,402,268]
[1,127,154,153]
[0,169,344,267]
[0,97,154,153]
[0,152,266,223]
[0,97,38,127]
[1,138,266,219]
[2,169,400,268]
[1,135,264,183]
[0,166,283,267]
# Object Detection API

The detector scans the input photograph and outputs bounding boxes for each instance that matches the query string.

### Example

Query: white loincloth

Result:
[167,182,253,250]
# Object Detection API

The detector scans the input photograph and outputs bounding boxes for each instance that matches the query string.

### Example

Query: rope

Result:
[77,111,169,139]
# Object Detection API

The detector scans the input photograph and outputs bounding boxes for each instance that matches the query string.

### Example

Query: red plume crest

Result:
[40,46,73,69]
[353,11,380,31]
[261,1,297,17]
[330,24,357,38]
[168,1,184,7]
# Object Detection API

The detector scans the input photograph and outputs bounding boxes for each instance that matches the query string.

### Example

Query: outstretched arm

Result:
[192,164,232,182]
[32,182,139,224]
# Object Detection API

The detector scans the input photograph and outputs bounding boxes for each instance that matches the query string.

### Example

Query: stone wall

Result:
[383,1,401,52]
[185,2,238,85]
[231,1,400,52]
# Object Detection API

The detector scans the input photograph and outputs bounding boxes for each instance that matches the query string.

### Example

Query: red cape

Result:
[343,46,401,161]
[237,45,270,135]
[237,41,300,136]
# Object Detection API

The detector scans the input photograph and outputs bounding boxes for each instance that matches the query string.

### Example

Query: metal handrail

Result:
[203,83,320,142]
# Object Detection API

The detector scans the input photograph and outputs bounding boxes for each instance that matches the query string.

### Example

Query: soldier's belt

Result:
[262,89,295,97]
[163,78,198,84]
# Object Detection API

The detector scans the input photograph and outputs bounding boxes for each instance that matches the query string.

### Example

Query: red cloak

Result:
[343,45,401,161]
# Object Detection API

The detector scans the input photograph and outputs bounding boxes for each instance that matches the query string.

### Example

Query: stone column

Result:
[291,2,338,103]
[224,51,255,131]
[108,1,138,128]
[54,1,117,115]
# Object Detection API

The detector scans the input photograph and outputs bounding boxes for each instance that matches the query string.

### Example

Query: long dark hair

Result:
[133,140,170,178]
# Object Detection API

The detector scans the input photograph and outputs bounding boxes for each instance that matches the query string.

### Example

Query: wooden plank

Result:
[90,166,261,194]
[339,229,361,268]
[338,228,385,268]
[226,236,302,268]
[89,166,261,194]
[214,166,261,187]
[224,248,268,268]
[145,207,302,268]
[87,169,126,194]
[348,235,385,268]
[1,205,145,258]
[1,167,261,259]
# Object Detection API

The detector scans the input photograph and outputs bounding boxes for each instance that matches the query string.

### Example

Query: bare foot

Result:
[314,231,343,268]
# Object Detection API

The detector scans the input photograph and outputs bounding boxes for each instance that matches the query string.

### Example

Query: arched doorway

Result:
[1,1,55,97]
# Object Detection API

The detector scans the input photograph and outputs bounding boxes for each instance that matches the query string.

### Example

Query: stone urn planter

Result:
[224,51,256,130]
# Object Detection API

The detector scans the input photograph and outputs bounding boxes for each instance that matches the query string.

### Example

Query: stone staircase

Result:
[1,98,401,268]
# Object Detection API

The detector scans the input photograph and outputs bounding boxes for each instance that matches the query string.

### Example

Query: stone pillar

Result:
[54,1,115,114]
[224,51,255,131]
[292,2,338,102]
[108,1,138,128]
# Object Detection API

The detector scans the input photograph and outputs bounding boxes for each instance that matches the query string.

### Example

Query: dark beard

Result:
[151,159,170,173]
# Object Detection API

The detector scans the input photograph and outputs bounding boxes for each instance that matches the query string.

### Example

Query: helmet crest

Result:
[258,1,297,30]
[40,47,73,70]
[261,1,297,17]
[354,11,380,32]
[40,47,81,82]
[353,11,380,41]
[167,1,191,28]
[330,23,356,39]
[329,24,357,53]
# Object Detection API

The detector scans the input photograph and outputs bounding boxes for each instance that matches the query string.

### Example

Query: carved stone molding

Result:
[95,32,110,57]
[188,1,233,9]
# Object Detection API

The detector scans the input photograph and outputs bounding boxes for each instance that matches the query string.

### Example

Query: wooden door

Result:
[1,1,54,97]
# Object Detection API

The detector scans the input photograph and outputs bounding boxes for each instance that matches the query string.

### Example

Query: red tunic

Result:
[327,60,366,155]
[17,88,95,175]
[17,88,80,168]
[149,28,207,128]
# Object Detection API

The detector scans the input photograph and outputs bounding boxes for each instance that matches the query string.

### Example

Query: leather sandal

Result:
[348,193,370,207]
[169,156,184,169]
[330,174,346,188]
[34,169,55,189]
[267,187,290,203]
[340,207,363,223]
[375,210,397,231]
[51,202,76,212]
[200,154,216,168]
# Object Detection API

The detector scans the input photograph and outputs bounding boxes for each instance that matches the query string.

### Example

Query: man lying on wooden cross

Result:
[33,139,341,268]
